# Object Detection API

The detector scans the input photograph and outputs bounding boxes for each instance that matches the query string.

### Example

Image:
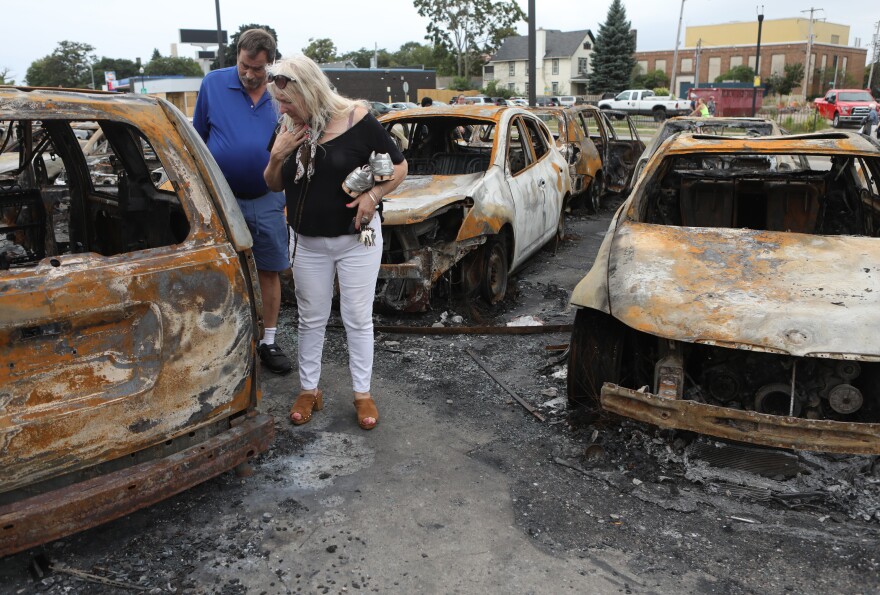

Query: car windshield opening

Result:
[640,152,880,236]
[385,117,494,176]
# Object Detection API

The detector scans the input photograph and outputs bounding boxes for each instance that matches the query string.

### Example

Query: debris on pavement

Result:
[466,347,545,422]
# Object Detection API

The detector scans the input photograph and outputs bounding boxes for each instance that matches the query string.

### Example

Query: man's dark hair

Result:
[421,96,433,107]
[237,28,276,61]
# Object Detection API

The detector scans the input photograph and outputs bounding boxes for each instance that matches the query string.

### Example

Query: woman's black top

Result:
[283,112,404,237]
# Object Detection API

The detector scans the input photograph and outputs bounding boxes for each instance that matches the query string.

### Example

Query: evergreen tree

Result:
[588,0,636,95]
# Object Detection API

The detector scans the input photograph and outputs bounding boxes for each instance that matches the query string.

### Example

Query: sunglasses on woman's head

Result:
[268,73,293,89]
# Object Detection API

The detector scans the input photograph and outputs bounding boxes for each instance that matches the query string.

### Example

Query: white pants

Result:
[291,223,383,393]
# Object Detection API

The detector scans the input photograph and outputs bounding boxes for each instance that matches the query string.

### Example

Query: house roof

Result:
[491,29,594,62]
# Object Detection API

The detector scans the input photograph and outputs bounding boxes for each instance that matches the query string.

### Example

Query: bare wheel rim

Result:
[482,239,507,304]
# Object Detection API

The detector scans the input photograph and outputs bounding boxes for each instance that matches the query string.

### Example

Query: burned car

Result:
[568,131,880,455]
[628,116,785,187]
[378,105,570,311]
[531,106,643,211]
[0,87,272,556]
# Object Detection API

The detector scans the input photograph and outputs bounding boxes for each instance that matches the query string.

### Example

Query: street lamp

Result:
[139,66,145,95]
[751,7,764,117]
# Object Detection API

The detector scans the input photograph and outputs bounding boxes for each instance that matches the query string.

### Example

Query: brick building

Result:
[634,18,867,98]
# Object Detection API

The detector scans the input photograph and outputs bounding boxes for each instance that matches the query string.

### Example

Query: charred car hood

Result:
[382,172,483,225]
[608,221,880,359]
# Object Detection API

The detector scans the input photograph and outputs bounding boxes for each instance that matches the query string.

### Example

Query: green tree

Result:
[391,42,436,68]
[714,64,755,83]
[212,24,281,69]
[0,67,15,85]
[303,38,338,64]
[782,62,804,93]
[450,76,472,90]
[145,53,204,77]
[414,0,526,77]
[93,57,138,82]
[588,0,637,95]
[632,68,668,89]
[339,47,392,68]
[25,40,96,88]
[766,63,804,95]
[483,79,513,98]
[867,63,879,96]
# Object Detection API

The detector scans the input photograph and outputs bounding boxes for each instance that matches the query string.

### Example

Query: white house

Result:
[484,28,595,96]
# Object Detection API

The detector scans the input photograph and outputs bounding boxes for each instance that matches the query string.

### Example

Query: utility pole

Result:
[801,7,823,102]
[669,0,686,98]
[694,39,702,89]
[528,0,535,106]
[215,0,224,68]
[868,20,880,90]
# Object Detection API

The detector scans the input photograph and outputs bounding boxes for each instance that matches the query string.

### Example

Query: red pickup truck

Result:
[814,89,878,128]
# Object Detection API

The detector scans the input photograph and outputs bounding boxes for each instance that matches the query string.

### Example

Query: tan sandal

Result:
[354,397,378,430]
[290,389,323,425]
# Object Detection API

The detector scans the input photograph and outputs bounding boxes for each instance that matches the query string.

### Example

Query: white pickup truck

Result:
[597,89,692,121]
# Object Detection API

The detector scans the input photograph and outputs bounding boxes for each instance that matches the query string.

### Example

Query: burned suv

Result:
[0,87,273,556]
[568,131,880,455]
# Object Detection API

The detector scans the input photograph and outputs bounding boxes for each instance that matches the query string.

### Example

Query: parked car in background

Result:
[597,89,691,121]
[627,116,785,187]
[378,106,570,311]
[535,96,558,107]
[507,98,529,107]
[568,131,880,455]
[814,89,877,128]
[0,87,273,556]
[388,101,420,111]
[552,96,576,107]
[529,105,643,210]
[464,96,494,106]
[370,101,391,116]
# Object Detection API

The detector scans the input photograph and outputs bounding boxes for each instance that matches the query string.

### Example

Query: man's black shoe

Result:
[257,342,293,374]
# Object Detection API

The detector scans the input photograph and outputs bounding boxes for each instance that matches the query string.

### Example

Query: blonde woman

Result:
[264,55,407,430]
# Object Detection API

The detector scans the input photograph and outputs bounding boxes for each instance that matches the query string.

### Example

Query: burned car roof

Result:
[568,130,880,454]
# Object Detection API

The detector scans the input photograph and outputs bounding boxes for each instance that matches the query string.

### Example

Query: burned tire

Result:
[480,235,508,304]
[567,308,633,410]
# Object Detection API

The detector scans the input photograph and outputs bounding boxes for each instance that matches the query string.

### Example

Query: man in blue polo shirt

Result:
[194,28,292,374]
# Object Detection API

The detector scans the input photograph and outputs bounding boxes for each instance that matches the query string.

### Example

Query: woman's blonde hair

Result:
[267,55,362,139]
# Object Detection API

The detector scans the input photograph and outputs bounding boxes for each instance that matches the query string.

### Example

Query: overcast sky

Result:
[4,0,876,84]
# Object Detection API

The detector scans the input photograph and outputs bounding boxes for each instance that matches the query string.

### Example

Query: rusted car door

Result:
[0,95,264,510]
[596,111,643,193]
